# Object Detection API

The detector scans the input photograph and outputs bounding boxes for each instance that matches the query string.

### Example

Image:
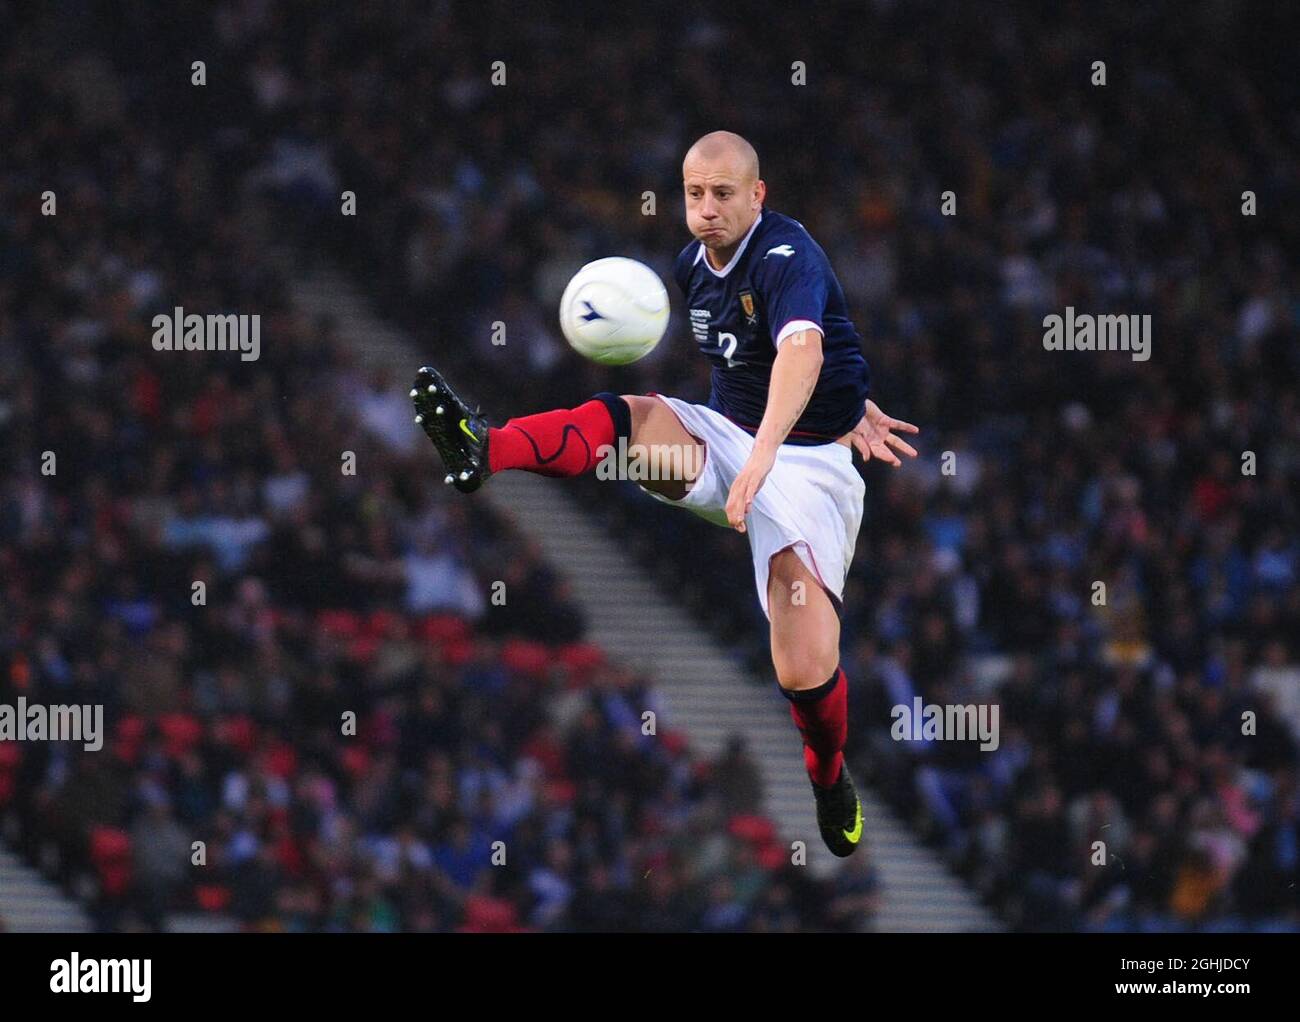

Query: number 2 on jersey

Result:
[716,331,744,368]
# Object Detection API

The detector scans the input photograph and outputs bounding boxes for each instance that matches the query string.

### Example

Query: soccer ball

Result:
[559,257,669,365]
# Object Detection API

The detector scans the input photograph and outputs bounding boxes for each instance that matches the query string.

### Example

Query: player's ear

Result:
[754,179,767,208]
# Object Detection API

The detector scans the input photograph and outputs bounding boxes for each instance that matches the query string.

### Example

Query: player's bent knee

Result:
[622,394,694,451]
[770,606,840,689]
[619,395,703,501]
[772,644,839,692]
[621,394,657,437]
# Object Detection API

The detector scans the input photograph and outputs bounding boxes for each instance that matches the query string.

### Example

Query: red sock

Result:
[785,666,848,788]
[488,395,627,477]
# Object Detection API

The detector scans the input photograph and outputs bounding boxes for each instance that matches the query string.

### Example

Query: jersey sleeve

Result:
[756,240,829,348]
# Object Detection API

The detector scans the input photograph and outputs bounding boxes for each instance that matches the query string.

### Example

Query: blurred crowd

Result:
[3,0,1299,931]
[0,2,881,932]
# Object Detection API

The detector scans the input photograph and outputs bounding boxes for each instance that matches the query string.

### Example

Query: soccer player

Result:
[412,131,919,857]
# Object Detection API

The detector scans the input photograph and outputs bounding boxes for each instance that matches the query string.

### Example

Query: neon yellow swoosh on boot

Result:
[458,418,477,441]
[843,799,863,843]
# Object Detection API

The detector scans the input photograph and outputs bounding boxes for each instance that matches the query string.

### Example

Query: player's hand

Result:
[726,448,777,532]
[848,400,919,467]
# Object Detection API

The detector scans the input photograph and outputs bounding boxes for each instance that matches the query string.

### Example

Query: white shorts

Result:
[641,395,866,619]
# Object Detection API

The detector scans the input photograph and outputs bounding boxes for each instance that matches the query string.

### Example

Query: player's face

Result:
[683,159,762,252]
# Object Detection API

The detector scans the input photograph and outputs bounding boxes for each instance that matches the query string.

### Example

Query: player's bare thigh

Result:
[622,395,704,501]
[767,546,841,691]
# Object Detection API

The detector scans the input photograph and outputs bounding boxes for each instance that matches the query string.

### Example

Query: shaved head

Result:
[682,131,766,267]
[683,130,760,183]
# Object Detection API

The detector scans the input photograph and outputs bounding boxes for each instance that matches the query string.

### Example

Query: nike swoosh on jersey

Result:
[765,244,796,257]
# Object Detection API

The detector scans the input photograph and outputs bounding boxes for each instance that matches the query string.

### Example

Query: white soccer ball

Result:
[559,257,669,365]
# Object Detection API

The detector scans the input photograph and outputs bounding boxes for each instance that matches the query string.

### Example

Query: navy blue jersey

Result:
[672,209,870,445]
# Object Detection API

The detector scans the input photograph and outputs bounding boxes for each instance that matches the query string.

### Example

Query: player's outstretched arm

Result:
[725,328,824,532]
[847,399,920,467]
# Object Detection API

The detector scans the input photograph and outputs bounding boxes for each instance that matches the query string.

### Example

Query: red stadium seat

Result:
[543,779,577,805]
[458,894,522,933]
[214,716,258,757]
[557,642,605,687]
[659,730,688,756]
[728,815,776,846]
[348,635,382,663]
[501,638,551,678]
[318,610,364,638]
[112,714,148,765]
[195,884,232,912]
[341,745,370,777]
[441,637,476,666]
[755,841,787,871]
[89,826,132,898]
[417,614,472,646]
[158,712,203,759]
[265,742,298,779]
[0,741,18,806]
[366,609,405,637]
